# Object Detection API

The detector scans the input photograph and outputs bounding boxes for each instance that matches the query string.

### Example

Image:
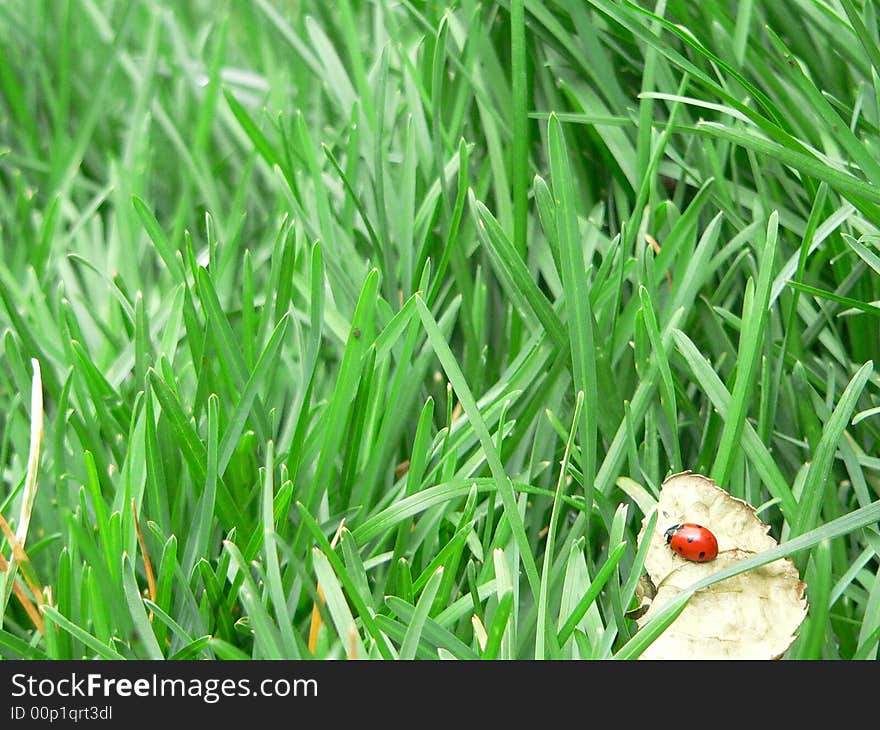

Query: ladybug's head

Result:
[664,524,682,544]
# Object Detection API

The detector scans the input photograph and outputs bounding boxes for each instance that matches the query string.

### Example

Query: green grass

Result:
[1,0,880,660]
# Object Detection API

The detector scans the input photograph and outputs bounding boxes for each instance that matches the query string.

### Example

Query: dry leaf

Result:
[625,574,657,621]
[636,550,807,659]
[633,471,807,659]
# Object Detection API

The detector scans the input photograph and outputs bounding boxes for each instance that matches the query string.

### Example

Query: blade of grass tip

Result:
[300,269,378,520]
[713,212,779,488]
[168,636,213,661]
[306,238,324,358]
[492,546,516,659]
[593,305,685,496]
[223,540,285,659]
[296,503,394,659]
[339,529,373,613]
[131,196,186,281]
[432,486,479,611]
[845,234,880,277]
[182,394,219,576]
[470,194,567,349]
[373,615,426,659]
[549,114,598,529]
[41,606,125,660]
[121,553,163,659]
[143,391,169,536]
[148,365,237,528]
[534,175,561,274]
[395,559,414,607]
[537,391,583,660]
[797,539,832,658]
[322,143,383,264]
[50,550,70,657]
[793,361,874,544]
[384,597,479,660]
[770,198,851,305]
[606,503,630,642]
[404,509,473,597]
[616,475,657,516]
[557,541,627,646]
[853,406,880,425]
[218,313,290,475]
[207,637,252,661]
[399,567,444,660]
[285,245,324,492]
[308,583,326,657]
[481,591,514,660]
[197,559,234,644]
[153,534,177,647]
[312,547,367,660]
[638,286,680,471]
[262,440,300,659]
[415,295,541,600]
[147,365,206,484]
[196,266,271,441]
[141,599,194,649]
[621,508,658,612]
[555,539,593,658]
[426,138,469,307]
[393,396,434,556]
[223,88,291,188]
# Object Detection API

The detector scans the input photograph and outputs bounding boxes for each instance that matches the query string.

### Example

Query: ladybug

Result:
[664,523,718,562]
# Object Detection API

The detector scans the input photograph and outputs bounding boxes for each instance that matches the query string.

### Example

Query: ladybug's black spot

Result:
[699,551,706,559]
[687,536,694,543]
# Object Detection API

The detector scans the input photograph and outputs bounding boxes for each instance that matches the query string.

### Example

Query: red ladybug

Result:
[664,523,718,562]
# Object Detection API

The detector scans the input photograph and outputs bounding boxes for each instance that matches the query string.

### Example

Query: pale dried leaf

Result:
[625,574,655,621]
[636,550,807,659]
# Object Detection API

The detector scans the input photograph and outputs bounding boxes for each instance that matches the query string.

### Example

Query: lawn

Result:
[1,0,879,660]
